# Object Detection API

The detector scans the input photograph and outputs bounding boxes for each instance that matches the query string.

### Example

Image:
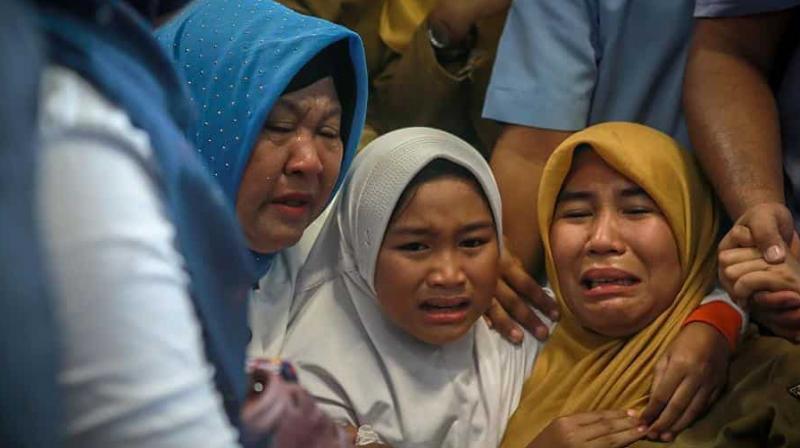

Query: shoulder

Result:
[39,65,152,161]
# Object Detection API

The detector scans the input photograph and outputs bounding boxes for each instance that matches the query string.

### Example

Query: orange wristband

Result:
[683,301,742,351]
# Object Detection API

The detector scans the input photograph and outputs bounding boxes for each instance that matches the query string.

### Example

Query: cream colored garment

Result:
[281,127,539,447]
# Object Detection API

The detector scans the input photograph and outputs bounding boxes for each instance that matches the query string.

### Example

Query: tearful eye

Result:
[460,238,487,248]
[397,242,428,252]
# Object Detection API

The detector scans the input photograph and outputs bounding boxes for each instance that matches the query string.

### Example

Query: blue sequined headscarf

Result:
[157,0,368,277]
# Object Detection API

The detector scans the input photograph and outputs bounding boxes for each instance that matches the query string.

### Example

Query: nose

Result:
[284,130,323,176]
[427,249,467,289]
[586,211,625,255]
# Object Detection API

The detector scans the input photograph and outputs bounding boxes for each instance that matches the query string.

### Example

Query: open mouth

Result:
[272,193,312,208]
[581,277,639,289]
[580,268,640,291]
[420,300,470,312]
[274,198,308,207]
[270,193,313,218]
[419,297,472,325]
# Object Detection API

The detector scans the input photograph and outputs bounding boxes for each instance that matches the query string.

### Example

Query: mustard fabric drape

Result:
[378,0,439,52]
[501,122,719,447]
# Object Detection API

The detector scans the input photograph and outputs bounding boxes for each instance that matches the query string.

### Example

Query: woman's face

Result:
[550,150,682,337]
[374,176,499,345]
[236,76,343,253]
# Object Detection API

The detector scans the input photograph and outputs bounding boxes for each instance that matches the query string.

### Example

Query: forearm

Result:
[684,16,793,219]
[685,288,746,350]
[490,125,571,274]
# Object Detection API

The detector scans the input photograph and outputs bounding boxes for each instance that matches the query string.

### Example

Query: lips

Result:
[270,192,313,220]
[419,297,471,324]
[272,192,312,207]
[580,267,640,293]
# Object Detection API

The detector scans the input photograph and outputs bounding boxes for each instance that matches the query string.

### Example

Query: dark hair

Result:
[390,158,492,222]
[284,39,355,147]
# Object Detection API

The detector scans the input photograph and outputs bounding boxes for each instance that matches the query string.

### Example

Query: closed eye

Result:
[264,123,293,134]
[624,207,654,215]
[559,209,592,219]
[318,126,341,139]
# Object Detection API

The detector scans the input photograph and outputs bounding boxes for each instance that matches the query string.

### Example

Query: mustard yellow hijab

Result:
[501,122,719,447]
[379,0,439,52]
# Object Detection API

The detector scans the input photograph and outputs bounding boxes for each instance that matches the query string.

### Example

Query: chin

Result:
[414,325,473,346]
[582,313,650,338]
[248,231,302,253]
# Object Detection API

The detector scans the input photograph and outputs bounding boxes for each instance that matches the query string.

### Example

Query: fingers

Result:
[737,203,794,263]
[721,258,771,281]
[484,297,524,344]
[718,247,765,269]
[720,257,772,303]
[718,246,766,299]
[542,410,645,448]
[579,411,646,448]
[590,425,647,448]
[733,269,797,300]
[566,409,632,426]
[644,321,730,441]
[663,385,714,440]
[751,301,800,343]
[640,356,668,424]
[495,279,549,341]
[719,225,755,251]
[581,412,643,441]
[641,354,682,426]
[501,255,559,321]
[242,373,291,434]
[646,378,701,440]
[753,290,800,311]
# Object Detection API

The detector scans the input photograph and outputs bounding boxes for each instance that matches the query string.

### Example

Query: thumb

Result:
[748,207,794,263]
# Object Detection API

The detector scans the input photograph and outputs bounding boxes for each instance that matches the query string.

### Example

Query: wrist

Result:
[683,301,744,351]
[730,196,786,221]
[427,19,476,63]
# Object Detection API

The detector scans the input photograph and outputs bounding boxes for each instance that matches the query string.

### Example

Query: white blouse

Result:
[37,66,241,448]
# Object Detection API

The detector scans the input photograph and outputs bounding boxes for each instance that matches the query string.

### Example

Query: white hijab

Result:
[281,127,539,448]
[248,207,329,358]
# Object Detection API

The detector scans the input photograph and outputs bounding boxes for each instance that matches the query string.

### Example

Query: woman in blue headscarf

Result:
[157,0,368,358]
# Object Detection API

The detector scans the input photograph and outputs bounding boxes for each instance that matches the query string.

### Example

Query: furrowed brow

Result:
[556,190,593,203]
[619,186,650,199]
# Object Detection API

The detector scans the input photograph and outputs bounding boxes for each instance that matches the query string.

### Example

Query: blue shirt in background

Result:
[482,0,694,148]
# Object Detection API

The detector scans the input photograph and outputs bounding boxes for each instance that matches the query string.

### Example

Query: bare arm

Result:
[489,124,572,274]
[684,11,796,219]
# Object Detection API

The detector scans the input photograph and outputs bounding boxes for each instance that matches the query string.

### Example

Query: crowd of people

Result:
[3,0,800,447]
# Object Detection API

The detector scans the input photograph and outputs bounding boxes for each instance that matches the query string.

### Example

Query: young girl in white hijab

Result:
[280,127,542,447]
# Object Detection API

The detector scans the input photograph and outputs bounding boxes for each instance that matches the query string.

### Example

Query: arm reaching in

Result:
[527,410,646,448]
[684,11,797,261]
